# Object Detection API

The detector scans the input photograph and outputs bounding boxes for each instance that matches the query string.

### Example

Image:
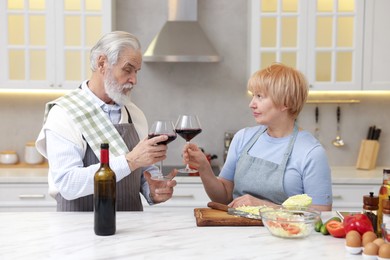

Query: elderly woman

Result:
[183,63,332,211]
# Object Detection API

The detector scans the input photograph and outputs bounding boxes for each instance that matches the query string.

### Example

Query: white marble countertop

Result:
[0,165,388,185]
[331,166,386,185]
[0,209,360,260]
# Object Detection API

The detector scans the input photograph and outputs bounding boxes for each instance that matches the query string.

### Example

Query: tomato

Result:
[326,220,346,238]
[284,225,300,235]
[343,214,374,236]
[267,221,301,235]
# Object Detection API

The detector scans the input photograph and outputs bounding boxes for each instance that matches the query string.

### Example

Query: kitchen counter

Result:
[331,166,386,185]
[0,165,387,184]
[0,209,360,259]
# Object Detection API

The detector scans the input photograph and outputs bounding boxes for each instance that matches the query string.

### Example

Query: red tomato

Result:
[284,225,300,235]
[343,214,374,236]
[326,220,346,238]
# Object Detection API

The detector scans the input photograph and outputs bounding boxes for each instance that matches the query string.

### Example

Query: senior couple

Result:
[36,31,332,212]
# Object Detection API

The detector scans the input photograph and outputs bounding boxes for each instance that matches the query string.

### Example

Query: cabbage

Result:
[282,194,312,208]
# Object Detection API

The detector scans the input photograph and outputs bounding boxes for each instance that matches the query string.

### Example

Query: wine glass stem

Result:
[185,141,191,170]
[160,160,163,176]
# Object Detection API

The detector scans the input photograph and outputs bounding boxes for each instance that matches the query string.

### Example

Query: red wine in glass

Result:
[148,120,176,181]
[175,115,202,174]
[148,134,177,145]
[175,129,202,142]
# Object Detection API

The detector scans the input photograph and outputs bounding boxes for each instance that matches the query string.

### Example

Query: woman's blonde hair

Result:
[247,63,308,119]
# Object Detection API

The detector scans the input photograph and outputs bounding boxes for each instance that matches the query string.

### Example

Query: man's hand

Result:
[144,170,178,204]
[126,136,168,171]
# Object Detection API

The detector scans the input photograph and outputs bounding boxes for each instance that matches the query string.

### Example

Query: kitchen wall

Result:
[0,0,389,169]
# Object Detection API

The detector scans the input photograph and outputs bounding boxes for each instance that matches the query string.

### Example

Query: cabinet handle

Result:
[19,194,45,199]
[332,195,343,199]
[172,195,195,199]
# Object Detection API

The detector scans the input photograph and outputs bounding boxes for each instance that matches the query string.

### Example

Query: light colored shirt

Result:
[36,81,157,203]
[220,125,332,206]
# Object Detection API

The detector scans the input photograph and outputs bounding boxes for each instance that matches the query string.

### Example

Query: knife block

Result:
[356,140,380,170]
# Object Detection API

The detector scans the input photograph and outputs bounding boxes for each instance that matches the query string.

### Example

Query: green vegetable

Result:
[315,219,323,232]
[320,224,329,235]
[282,194,312,208]
[320,217,342,235]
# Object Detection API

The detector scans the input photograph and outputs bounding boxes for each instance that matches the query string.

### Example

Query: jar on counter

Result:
[363,192,379,236]
[24,142,44,165]
[0,150,18,164]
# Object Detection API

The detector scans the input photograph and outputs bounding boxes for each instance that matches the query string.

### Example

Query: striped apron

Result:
[233,125,298,204]
[55,109,143,211]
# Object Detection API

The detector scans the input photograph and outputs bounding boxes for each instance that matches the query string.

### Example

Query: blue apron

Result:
[233,125,298,204]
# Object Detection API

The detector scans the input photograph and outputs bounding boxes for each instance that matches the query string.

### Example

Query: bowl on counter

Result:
[260,207,320,239]
[0,150,19,165]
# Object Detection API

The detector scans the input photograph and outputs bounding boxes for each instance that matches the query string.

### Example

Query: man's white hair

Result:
[90,31,141,71]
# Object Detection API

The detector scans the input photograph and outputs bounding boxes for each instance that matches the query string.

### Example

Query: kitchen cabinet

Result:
[0,166,383,212]
[362,0,390,90]
[248,0,390,91]
[0,0,113,90]
[0,183,56,211]
[142,180,210,210]
[332,184,377,211]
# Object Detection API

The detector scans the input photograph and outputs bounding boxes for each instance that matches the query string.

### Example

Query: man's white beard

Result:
[104,69,133,106]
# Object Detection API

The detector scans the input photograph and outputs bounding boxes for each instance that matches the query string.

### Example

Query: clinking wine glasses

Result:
[148,120,177,181]
[175,115,202,174]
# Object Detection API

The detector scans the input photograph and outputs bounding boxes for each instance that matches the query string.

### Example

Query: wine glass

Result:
[175,115,202,174]
[148,120,177,181]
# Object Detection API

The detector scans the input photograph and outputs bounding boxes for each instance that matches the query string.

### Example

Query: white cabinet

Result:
[332,184,377,211]
[362,0,390,90]
[0,183,56,211]
[0,0,113,90]
[248,0,390,91]
[143,181,210,210]
[306,0,364,91]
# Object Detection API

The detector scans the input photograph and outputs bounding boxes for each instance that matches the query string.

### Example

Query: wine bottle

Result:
[378,169,390,236]
[94,143,116,236]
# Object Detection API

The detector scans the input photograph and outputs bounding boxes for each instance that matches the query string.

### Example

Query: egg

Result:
[373,238,385,247]
[379,243,390,259]
[362,231,377,246]
[363,242,379,256]
[346,230,362,247]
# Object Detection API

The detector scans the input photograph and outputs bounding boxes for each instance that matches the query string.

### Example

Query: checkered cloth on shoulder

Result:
[43,88,128,158]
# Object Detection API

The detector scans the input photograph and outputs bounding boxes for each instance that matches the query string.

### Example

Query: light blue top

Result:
[220,125,333,206]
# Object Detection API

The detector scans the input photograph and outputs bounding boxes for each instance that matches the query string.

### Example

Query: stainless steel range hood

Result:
[143,0,221,62]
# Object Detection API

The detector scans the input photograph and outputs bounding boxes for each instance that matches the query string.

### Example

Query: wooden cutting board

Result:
[194,208,263,226]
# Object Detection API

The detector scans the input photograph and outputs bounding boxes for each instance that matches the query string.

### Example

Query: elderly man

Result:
[36,31,177,211]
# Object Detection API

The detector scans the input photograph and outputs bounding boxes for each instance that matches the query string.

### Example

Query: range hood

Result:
[143,0,221,62]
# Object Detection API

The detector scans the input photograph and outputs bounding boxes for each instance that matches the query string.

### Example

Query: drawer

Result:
[332,184,378,211]
[143,184,209,208]
[0,183,56,211]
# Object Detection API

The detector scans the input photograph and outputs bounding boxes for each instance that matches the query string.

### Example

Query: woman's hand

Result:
[228,194,278,208]
[144,170,178,204]
[183,143,209,172]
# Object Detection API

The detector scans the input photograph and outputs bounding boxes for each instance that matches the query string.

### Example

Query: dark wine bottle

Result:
[94,143,116,236]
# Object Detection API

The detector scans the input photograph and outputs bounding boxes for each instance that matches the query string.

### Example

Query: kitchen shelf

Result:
[306,99,360,104]
[0,162,48,169]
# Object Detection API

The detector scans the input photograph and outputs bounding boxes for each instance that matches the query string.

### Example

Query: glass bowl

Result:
[260,207,320,239]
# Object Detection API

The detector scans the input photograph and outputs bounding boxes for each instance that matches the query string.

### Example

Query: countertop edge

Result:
[0,166,389,184]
